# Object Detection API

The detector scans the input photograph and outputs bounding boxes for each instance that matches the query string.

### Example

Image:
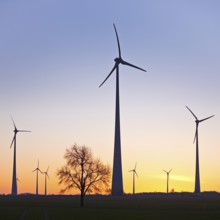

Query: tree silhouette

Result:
[57,144,111,207]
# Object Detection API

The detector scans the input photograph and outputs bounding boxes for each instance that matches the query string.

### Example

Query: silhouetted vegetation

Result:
[57,144,111,207]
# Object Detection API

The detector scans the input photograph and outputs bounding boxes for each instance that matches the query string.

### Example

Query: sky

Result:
[0,0,220,195]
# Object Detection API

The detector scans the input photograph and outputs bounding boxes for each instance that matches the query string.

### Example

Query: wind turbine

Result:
[43,166,49,196]
[32,160,42,195]
[129,163,138,194]
[163,169,172,193]
[10,117,31,195]
[186,106,214,194]
[99,24,146,195]
[16,177,20,194]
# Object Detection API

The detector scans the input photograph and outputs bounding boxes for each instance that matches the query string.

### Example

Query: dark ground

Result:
[0,192,220,220]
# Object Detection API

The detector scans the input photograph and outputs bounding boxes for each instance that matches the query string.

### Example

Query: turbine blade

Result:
[199,115,214,123]
[163,170,169,175]
[193,125,198,144]
[10,135,15,148]
[39,168,43,174]
[186,106,198,120]
[169,169,172,173]
[38,160,39,168]
[32,168,37,172]
[10,115,17,130]
[46,173,50,179]
[17,130,31,132]
[99,63,117,88]
[134,162,137,170]
[113,24,121,58]
[47,166,49,173]
[121,60,146,72]
[135,170,138,178]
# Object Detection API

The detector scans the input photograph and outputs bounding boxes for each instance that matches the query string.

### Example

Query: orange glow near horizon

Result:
[0,128,220,195]
[1,149,219,195]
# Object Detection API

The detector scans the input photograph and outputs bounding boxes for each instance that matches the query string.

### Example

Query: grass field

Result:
[0,193,220,220]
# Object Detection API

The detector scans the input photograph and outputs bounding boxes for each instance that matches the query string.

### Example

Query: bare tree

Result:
[57,144,111,207]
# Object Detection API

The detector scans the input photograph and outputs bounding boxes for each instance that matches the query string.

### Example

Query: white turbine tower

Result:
[99,24,146,195]
[10,117,31,195]
[163,169,172,194]
[32,160,42,195]
[43,166,49,196]
[129,163,138,194]
[186,106,214,194]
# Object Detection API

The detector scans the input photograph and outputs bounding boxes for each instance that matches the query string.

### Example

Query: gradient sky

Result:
[0,0,220,195]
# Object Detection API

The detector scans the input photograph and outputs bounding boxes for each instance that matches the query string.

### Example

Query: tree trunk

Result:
[80,191,84,207]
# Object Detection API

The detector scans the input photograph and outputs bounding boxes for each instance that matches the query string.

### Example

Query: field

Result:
[0,193,220,220]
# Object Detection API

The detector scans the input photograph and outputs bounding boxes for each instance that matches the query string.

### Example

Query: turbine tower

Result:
[99,24,146,195]
[43,166,49,196]
[32,160,42,195]
[129,163,138,194]
[10,117,31,195]
[186,106,214,194]
[163,169,172,193]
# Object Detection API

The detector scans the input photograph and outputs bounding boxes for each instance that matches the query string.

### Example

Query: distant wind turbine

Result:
[32,160,42,195]
[16,177,20,194]
[99,24,146,195]
[129,163,138,194]
[10,116,31,195]
[186,106,214,194]
[163,169,172,193]
[43,166,49,196]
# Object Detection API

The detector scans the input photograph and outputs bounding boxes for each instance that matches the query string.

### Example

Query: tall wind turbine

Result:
[32,160,42,195]
[10,117,31,195]
[163,169,172,193]
[186,106,214,194]
[129,163,138,194]
[43,166,49,196]
[99,24,146,195]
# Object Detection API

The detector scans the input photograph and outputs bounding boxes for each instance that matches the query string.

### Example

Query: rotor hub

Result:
[114,57,122,63]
